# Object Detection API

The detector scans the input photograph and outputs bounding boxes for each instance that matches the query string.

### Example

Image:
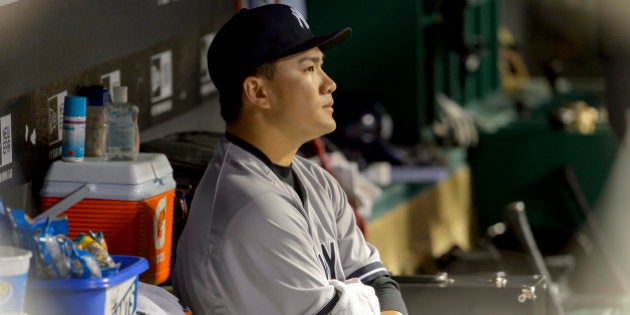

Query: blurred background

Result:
[1,0,630,313]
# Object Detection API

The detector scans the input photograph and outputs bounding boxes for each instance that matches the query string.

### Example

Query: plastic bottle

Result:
[80,85,110,158]
[61,95,87,162]
[105,86,139,161]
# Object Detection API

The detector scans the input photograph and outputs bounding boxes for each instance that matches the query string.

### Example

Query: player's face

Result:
[264,47,338,143]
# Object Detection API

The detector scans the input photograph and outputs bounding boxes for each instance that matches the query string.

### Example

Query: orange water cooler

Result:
[40,153,176,285]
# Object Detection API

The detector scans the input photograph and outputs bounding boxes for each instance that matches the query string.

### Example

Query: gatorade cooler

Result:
[40,153,176,285]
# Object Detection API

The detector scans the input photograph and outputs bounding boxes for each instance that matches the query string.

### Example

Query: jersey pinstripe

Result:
[172,137,389,314]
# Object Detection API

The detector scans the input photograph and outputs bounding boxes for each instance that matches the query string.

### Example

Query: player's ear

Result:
[242,76,270,109]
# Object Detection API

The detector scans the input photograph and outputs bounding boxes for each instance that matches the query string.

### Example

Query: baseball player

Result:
[172,4,407,314]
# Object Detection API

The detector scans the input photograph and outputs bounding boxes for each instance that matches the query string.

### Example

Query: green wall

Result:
[308,0,499,144]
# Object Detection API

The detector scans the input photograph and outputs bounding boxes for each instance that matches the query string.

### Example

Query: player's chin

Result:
[316,119,336,137]
[324,118,337,133]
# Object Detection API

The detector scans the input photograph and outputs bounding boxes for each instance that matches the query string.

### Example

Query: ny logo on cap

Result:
[291,7,309,29]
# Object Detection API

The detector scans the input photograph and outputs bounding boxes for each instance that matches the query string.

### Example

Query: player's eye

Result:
[305,66,315,72]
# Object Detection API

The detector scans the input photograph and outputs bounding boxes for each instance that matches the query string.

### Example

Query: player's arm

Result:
[368,274,407,314]
[326,170,408,314]
[223,194,360,314]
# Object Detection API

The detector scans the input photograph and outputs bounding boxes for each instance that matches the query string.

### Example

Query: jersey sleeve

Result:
[217,193,338,314]
[328,172,391,283]
[369,275,409,314]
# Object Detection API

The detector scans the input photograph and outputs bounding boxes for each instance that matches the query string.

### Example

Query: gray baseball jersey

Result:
[172,137,389,314]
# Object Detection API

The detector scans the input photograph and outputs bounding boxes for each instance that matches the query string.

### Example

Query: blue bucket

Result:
[26,255,148,315]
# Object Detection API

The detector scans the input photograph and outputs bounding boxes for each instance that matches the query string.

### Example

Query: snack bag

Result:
[75,232,116,269]
[1,207,120,279]
[35,232,72,279]
[69,246,102,279]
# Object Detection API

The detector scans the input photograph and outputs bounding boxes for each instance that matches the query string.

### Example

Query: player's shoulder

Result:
[293,155,332,178]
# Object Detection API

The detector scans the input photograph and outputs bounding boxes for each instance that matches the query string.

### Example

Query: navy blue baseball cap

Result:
[207,4,351,97]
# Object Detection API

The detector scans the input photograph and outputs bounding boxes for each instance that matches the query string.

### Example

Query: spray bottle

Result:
[61,95,87,162]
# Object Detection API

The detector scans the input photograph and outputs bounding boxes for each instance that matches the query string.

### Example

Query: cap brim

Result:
[317,27,352,50]
[281,27,352,58]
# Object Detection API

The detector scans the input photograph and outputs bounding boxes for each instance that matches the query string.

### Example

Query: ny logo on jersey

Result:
[317,241,336,280]
[291,7,309,29]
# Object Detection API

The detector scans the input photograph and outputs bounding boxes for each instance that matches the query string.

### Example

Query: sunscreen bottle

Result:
[61,95,87,162]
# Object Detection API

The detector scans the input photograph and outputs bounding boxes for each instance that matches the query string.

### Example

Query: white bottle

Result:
[105,86,139,160]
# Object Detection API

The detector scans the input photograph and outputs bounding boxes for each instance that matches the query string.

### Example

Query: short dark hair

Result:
[219,61,276,123]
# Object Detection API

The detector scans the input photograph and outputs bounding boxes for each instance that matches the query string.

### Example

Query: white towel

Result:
[135,282,185,315]
[328,278,380,315]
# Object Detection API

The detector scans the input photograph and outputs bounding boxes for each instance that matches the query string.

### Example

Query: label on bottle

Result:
[62,116,86,161]
[85,106,107,157]
[108,110,134,149]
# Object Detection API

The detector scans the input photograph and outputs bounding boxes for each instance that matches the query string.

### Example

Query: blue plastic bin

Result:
[26,255,148,315]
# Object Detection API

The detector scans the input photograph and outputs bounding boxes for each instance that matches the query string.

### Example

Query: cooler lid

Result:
[43,153,173,185]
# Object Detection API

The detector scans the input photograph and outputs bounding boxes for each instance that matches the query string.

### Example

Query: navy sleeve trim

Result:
[348,261,391,284]
[315,289,340,315]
